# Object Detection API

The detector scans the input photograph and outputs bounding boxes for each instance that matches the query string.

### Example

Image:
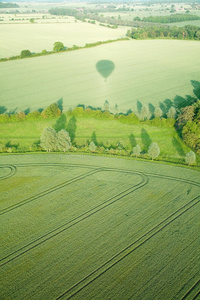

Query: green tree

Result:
[148,142,160,160]
[53,41,65,52]
[185,151,196,166]
[57,129,71,152]
[29,18,35,23]
[141,105,149,120]
[154,107,163,118]
[89,141,96,152]
[21,50,31,58]
[41,103,61,118]
[133,144,141,158]
[40,127,57,152]
[167,106,176,119]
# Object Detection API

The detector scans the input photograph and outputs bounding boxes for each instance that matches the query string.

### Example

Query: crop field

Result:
[0,154,200,299]
[0,21,127,58]
[1,39,200,114]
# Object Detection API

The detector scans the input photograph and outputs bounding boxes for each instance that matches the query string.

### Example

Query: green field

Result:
[0,154,200,299]
[0,39,200,114]
[0,20,127,58]
[0,115,193,163]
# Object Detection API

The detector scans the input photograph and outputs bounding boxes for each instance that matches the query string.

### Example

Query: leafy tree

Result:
[177,106,195,128]
[141,105,149,120]
[21,50,31,58]
[40,127,57,152]
[148,142,160,160]
[185,151,196,166]
[53,41,65,52]
[57,129,71,152]
[167,106,176,119]
[89,141,96,152]
[41,103,61,118]
[133,144,141,158]
[29,18,34,23]
[154,107,163,118]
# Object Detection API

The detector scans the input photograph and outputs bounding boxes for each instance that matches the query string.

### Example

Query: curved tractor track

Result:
[0,162,200,299]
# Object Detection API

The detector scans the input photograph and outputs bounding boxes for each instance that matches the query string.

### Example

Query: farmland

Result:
[0,19,128,58]
[0,39,200,114]
[0,154,199,299]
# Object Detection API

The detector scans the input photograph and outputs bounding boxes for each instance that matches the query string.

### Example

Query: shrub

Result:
[53,41,65,52]
[21,50,31,58]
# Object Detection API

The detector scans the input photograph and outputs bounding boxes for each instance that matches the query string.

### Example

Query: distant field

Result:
[0,39,200,114]
[0,154,199,299]
[0,20,127,58]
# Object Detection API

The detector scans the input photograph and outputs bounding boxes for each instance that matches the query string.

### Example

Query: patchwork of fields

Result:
[0,154,200,299]
[1,39,200,114]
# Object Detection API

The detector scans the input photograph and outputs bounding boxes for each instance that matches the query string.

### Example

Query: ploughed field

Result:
[1,39,200,114]
[0,154,200,299]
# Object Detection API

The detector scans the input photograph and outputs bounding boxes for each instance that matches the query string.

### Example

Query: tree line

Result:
[141,14,200,23]
[127,24,200,40]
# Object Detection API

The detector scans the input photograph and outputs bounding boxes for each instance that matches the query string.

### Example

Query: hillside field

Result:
[0,154,199,299]
[0,39,200,114]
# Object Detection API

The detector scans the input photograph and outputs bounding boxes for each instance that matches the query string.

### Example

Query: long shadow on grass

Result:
[67,116,77,143]
[137,100,143,115]
[57,98,63,113]
[54,114,67,132]
[0,106,7,114]
[91,131,98,146]
[141,128,152,153]
[172,137,185,156]
[129,133,137,148]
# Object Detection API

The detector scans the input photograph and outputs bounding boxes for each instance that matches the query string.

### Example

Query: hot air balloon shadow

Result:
[96,60,115,82]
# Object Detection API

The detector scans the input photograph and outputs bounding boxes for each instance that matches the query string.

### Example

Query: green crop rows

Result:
[0,154,199,299]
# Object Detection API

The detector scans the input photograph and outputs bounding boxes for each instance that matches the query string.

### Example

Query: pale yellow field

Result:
[0,20,127,58]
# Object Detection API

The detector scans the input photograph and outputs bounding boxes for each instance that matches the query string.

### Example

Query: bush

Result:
[53,42,65,52]
[41,103,61,118]
[21,50,31,58]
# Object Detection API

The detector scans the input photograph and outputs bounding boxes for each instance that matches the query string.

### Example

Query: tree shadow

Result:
[0,106,7,114]
[141,128,152,152]
[163,99,173,111]
[148,103,155,118]
[8,107,17,114]
[137,100,143,114]
[77,104,85,109]
[191,80,200,100]
[129,133,137,148]
[91,131,98,146]
[54,114,67,132]
[67,116,77,143]
[24,107,30,115]
[57,98,63,112]
[172,137,185,156]
[5,141,19,149]
[38,108,44,113]
[159,101,167,117]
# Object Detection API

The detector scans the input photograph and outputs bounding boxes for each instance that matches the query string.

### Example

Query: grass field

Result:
[0,21,127,58]
[0,39,200,114]
[0,115,193,162]
[0,154,199,299]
